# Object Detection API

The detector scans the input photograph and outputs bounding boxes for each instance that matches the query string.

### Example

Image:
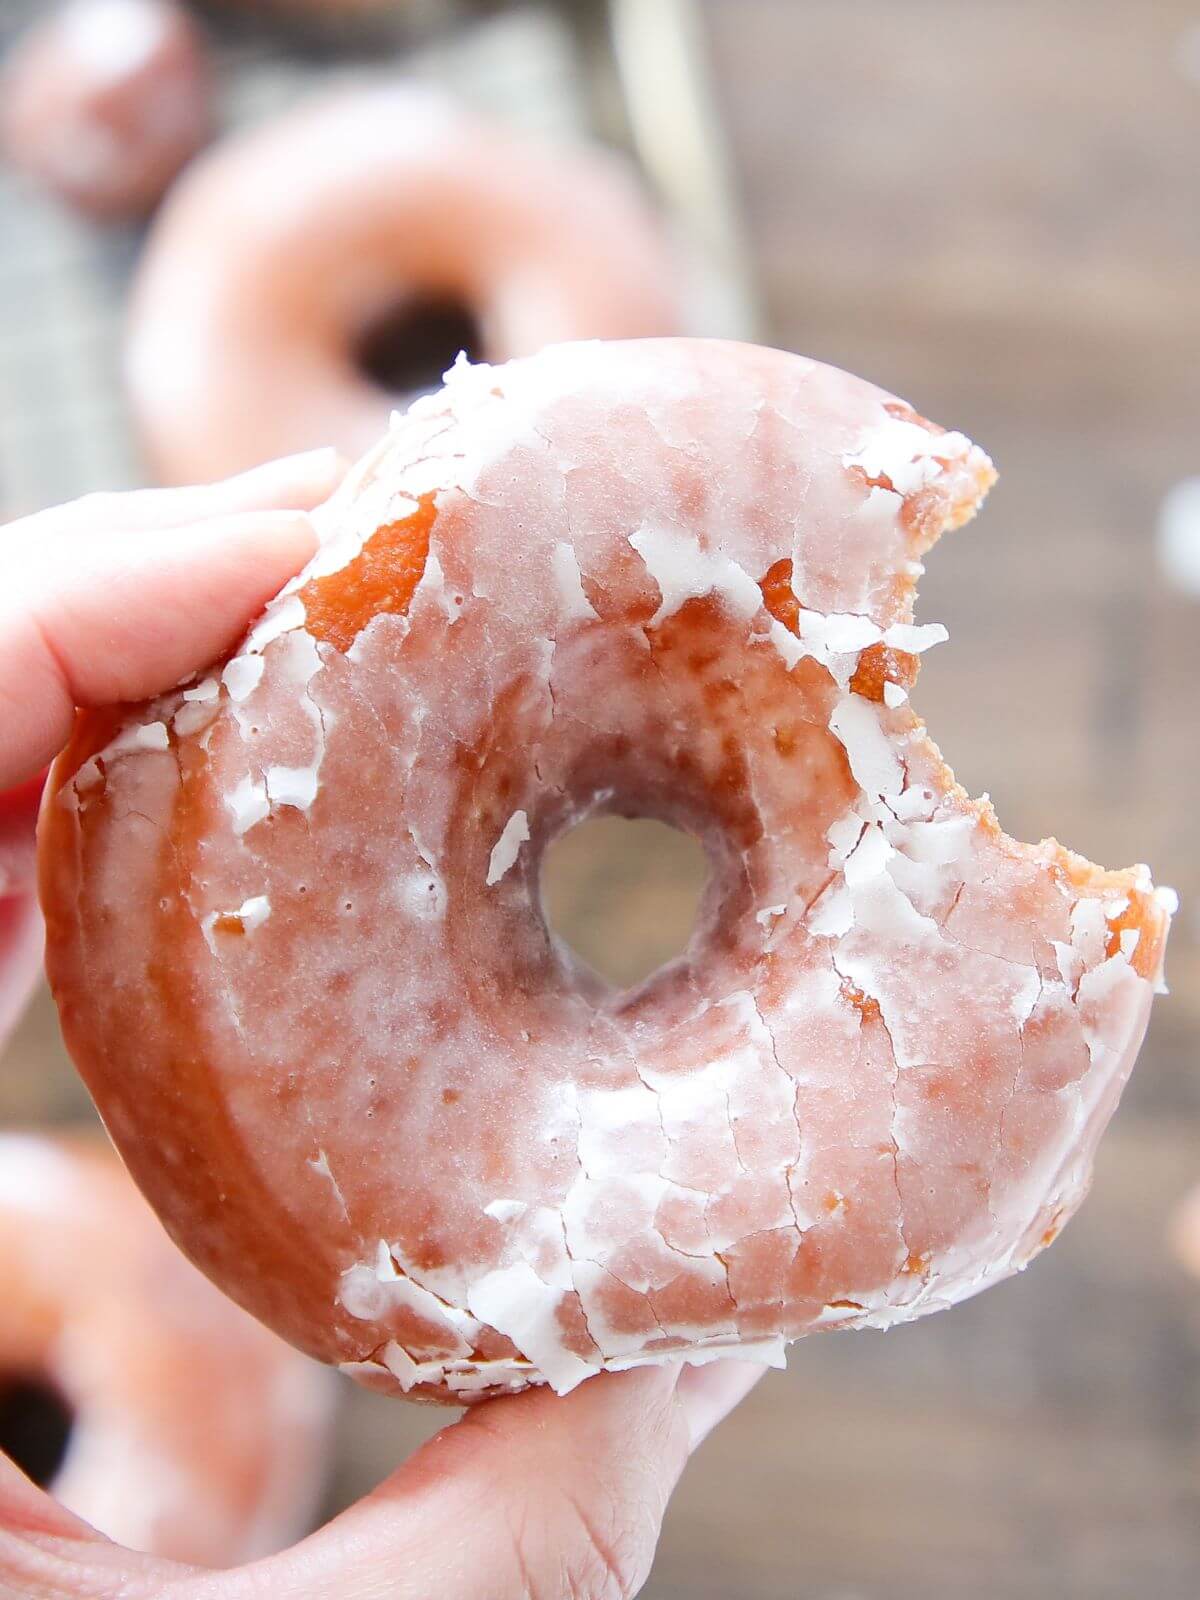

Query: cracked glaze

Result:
[39,340,1173,1402]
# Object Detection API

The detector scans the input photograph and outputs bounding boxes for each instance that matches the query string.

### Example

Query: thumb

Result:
[249,1360,763,1600]
[0,509,318,792]
[0,446,347,792]
[0,1452,174,1600]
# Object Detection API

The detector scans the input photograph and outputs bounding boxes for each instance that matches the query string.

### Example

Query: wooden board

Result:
[641,4,1200,1594]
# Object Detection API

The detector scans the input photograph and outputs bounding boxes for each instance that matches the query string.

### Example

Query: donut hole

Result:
[354,295,485,399]
[540,815,709,990]
[0,1375,73,1487]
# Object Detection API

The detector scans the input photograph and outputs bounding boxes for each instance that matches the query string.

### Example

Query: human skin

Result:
[0,449,758,1599]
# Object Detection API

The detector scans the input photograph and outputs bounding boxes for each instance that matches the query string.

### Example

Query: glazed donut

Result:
[0,775,46,1050]
[40,340,1173,1403]
[0,1132,333,1562]
[0,0,211,221]
[125,86,683,483]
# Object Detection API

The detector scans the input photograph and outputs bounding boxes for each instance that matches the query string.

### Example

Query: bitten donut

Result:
[0,0,211,220]
[0,1133,333,1563]
[126,86,683,484]
[40,340,1174,1403]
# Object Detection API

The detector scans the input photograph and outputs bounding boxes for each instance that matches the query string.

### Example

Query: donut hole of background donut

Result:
[352,294,485,403]
[0,1374,73,1488]
[540,814,710,991]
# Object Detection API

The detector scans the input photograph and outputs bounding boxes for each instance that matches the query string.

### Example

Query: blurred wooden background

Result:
[3,1,1199,1595]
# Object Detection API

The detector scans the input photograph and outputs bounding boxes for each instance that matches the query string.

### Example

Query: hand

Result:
[0,455,761,1599]
[0,448,342,1047]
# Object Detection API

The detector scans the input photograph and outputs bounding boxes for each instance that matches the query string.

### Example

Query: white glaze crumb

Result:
[107,720,170,757]
[265,765,319,812]
[223,655,265,703]
[226,776,268,836]
[467,1263,598,1395]
[244,595,306,656]
[755,904,787,927]
[629,523,761,626]
[882,622,948,653]
[551,542,599,622]
[486,810,530,886]
[183,678,219,704]
[236,895,270,932]
[1154,886,1180,917]
[843,417,967,494]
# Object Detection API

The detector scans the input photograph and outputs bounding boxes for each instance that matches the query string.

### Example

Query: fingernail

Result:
[254,508,318,526]
[250,446,342,482]
[196,510,318,563]
[282,445,342,474]
[205,508,316,535]
[675,1359,765,1451]
[228,446,339,490]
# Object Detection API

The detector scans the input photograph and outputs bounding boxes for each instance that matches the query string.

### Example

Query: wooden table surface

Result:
[3,2,1199,1595]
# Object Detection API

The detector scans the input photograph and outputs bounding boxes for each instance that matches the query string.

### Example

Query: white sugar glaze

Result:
[40,340,1173,1401]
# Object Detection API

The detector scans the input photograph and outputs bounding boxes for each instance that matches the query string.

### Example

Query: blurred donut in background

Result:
[0,1132,334,1564]
[0,776,44,1051]
[125,84,684,482]
[218,0,398,12]
[0,0,212,221]
[1171,1182,1200,1280]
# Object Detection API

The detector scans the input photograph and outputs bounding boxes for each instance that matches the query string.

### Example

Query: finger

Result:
[0,509,318,790]
[675,1357,767,1449]
[0,1452,93,1546]
[0,1452,174,1600]
[257,1365,694,1600]
[7,447,346,541]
